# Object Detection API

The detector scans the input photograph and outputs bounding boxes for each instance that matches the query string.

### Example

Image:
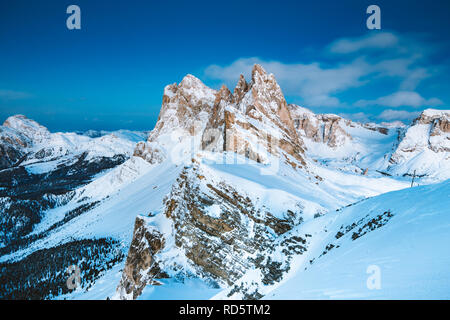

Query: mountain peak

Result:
[232,74,249,105]
[3,114,50,142]
[416,108,450,123]
[251,64,268,79]
[179,74,210,90]
[136,66,307,168]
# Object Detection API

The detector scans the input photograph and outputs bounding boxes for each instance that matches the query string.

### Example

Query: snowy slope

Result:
[1,157,179,263]
[31,147,406,300]
[263,180,450,299]
[111,150,409,300]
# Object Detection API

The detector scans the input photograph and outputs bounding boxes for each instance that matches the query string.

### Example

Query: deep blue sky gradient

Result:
[1,0,449,131]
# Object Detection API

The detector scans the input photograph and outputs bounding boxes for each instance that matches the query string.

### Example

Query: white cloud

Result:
[355,91,443,108]
[203,32,443,109]
[370,58,432,91]
[329,32,399,54]
[0,89,32,100]
[377,109,421,121]
[329,32,439,91]
[205,57,369,107]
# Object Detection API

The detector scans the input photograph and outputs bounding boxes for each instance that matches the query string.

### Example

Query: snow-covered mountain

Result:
[388,109,450,180]
[289,105,449,181]
[0,115,147,171]
[0,65,448,300]
[0,117,148,299]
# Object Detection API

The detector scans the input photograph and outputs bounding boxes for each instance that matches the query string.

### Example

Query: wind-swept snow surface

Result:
[264,180,450,299]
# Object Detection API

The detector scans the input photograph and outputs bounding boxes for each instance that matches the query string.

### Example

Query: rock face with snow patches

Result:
[134,74,216,164]
[116,158,316,299]
[0,115,49,169]
[135,65,306,169]
[388,109,450,180]
[214,65,306,167]
[288,105,352,148]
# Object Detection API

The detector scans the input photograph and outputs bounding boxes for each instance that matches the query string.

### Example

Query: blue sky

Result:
[1,0,449,131]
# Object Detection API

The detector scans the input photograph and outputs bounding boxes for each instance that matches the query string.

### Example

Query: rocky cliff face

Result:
[0,115,49,169]
[388,109,450,177]
[116,159,315,299]
[135,64,307,169]
[116,216,166,300]
[0,128,27,170]
[134,74,217,164]
[412,109,449,152]
[288,105,352,148]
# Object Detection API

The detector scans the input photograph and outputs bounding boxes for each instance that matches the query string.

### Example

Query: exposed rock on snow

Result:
[0,115,45,169]
[134,74,217,164]
[135,65,307,169]
[388,109,450,179]
[117,161,312,299]
[117,216,166,300]
[288,105,352,148]
[218,65,306,167]
[3,115,50,144]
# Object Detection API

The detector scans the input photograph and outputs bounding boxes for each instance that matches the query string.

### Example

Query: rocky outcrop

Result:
[390,109,450,163]
[116,216,167,300]
[288,105,352,148]
[134,75,217,163]
[0,132,26,170]
[386,109,450,178]
[218,65,306,167]
[3,115,50,142]
[133,141,165,164]
[417,109,450,152]
[149,75,217,141]
[116,161,312,299]
[135,65,307,169]
[201,85,232,153]
[0,115,46,169]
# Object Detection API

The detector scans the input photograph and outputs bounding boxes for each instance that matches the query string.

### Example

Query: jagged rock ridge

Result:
[135,64,307,168]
